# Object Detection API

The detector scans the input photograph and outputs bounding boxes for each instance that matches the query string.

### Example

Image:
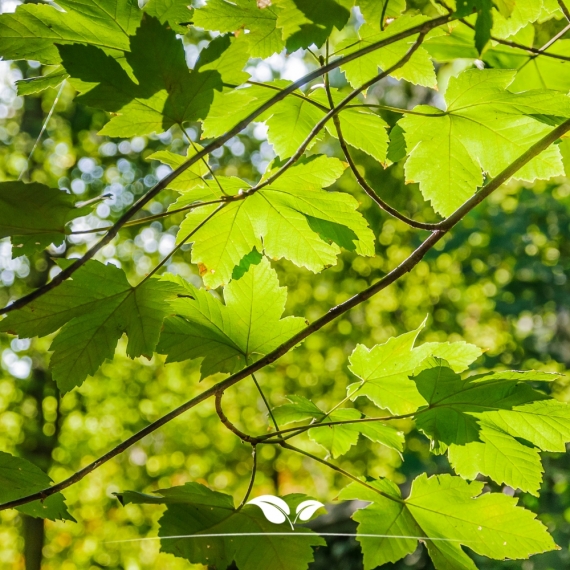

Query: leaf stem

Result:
[260,412,416,442]
[237,444,257,510]
[279,441,404,503]
[559,0,570,22]
[70,198,225,235]
[138,203,225,284]
[251,372,281,433]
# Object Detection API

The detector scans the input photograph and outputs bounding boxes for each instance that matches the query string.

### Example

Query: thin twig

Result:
[179,123,229,197]
[237,445,257,510]
[251,372,280,433]
[458,19,570,62]
[324,72,439,231]
[259,411,415,442]
[215,392,260,444]
[3,65,567,518]
[70,198,225,235]
[0,13,451,316]
[345,103,445,117]
[517,22,570,72]
[18,81,65,181]
[558,0,570,23]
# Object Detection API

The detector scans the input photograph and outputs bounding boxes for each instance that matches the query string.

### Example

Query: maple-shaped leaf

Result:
[413,357,569,495]
[399,68,570,216]
[339,473,557,570]
[0,451,74,522]
[117,483,325,570]
[0,0,141,64]
[483,24,570,93]
[193,0,284,58]
[347,320,482,415]
[272,395,404,458]
[336,14,438,90]
[158,256,305,378]
[0,181,91,258]
[58,16,222,137]
[0,261,179,392]
[176,155,374,288]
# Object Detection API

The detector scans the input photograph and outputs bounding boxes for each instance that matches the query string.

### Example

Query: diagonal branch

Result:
[2,117,568,513]
[0,13,451,316]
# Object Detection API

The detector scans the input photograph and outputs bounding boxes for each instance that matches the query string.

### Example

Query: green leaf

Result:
[311,88,390,164]
[413,357,568,494]
[0,261,179,392]
[59,17,222,137]
[272,396,404,458]
[491,0,544,39]
[195,35,251,86]
[483,25,570,92]
[337,15,438,90]
[265,96,326,159]
[118,482,325,570]
[16,66,68,96]
[158,257,306,378]
[0,181,91,258]
[0,0,141,64]
[201,82,287,139]
[274,0,350,51]
[347,321,482,415]
[146,144,210,194]
[177,155,374,289]
[193,0,284,58]
[0,451,74,521]
[399,68,570,216]
[340,473,557,570]
[143,0,193,33]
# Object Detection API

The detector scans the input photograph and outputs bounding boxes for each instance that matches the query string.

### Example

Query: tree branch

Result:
[0,13,451,316]
[323,73,439,231]
[215,391,261,444]
[2,82,568,518]
[560,0,570,22]
[259,412,416,442]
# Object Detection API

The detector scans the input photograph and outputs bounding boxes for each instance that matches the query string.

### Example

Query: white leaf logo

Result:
[246,495,325,528]
[294,500,325,523]
[247,495,293,528]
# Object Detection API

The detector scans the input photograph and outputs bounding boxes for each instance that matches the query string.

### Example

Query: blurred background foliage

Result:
[1,2,570,569]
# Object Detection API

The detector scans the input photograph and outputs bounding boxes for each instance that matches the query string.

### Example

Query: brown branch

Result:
[323,74,439,231]
[2,80,568,518]
[215,391,260,444]
[459,19,570,62]
[0,13,451,316]
[559,0,570,22]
